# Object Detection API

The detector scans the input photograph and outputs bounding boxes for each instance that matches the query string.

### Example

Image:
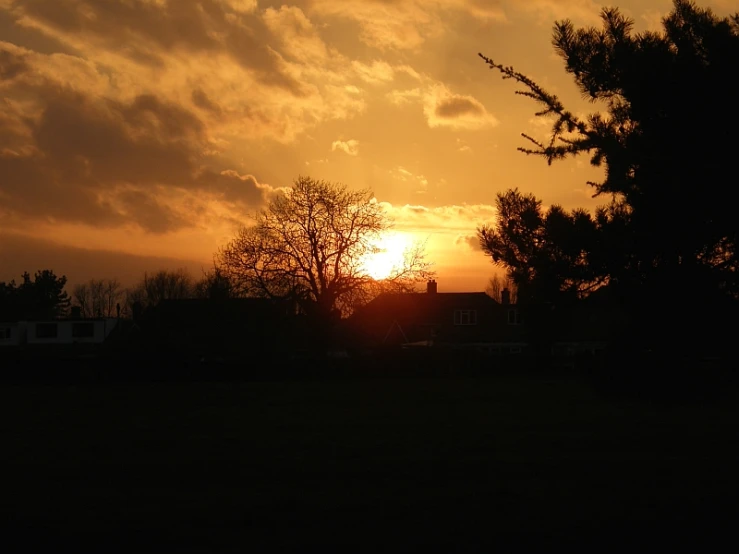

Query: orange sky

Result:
[1,0,736,292]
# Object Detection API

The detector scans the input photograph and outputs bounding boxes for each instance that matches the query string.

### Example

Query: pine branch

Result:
[479,53,597,166]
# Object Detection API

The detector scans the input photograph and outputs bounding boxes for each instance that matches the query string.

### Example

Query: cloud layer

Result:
[0,1,506,236]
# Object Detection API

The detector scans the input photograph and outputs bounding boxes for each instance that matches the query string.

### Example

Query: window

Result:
[510,346,522,355]
[72,322,95,338]
[507,309,522,325]
[35,323,58,339]
[454,309,478,326]
[0,327,11,340]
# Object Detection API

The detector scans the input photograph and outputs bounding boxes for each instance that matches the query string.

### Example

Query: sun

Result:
[361,233,410,280]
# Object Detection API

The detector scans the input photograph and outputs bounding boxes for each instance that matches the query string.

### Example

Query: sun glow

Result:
[361,233,410,280]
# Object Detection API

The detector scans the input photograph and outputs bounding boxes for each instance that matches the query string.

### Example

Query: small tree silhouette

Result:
[0,270,70,320]
[478,189,608,304]
[73,278,124,318]
[485,274,518,304]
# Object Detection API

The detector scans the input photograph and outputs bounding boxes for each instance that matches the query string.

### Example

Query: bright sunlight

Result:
[361,233,411,280]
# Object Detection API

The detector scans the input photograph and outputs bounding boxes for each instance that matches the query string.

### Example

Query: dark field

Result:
[2,373,738,551]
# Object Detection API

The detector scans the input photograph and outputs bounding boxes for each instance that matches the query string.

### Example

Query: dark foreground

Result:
[2,371,738,552]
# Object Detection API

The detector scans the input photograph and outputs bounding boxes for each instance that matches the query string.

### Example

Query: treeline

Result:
[0,270,71,321]
[0,267,234,321]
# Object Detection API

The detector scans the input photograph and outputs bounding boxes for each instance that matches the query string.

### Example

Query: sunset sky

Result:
[1,0,736,291]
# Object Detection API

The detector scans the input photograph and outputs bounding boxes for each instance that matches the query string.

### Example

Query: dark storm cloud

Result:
[0,8,77,56]
[0,47,30,80]
[191,88,223,116]
[18,0,218,51]
[30,92,199,187]
[0,73,269,232]
[116,189,190,234]
[0,152,126,227]
[434,96,485,118]
[207,170,272,205]
[455,234,483,251]
[0,231,208,288]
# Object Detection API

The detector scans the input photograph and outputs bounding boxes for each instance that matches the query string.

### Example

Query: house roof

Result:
[347,291,519,345]
[357,292,498,315]
[350,291,497,326]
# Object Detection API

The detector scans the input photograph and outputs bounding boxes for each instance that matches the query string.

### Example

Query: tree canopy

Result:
[479,0,739,307]
[73,278,124,318]
[193,266,234,301]
[479,189,615,303]
[125,268,196,311]
[0,270,71,320]
[218,176,433,319]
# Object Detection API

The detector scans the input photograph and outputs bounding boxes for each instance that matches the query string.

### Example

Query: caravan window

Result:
[36,323,58,339]
[72,322,95,338]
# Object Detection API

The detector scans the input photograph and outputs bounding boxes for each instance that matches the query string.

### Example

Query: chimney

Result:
[70,306,81,319]
[427,279,438,294]
[501,288,511,305]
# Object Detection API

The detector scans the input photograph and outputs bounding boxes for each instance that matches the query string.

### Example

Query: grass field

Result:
[2,374,738,551]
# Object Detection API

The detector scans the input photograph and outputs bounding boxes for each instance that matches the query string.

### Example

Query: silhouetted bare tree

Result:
[124,268,195,313]
[194,266,234,301]
[144,269,193,303]
[218,176,434,319]
[73,278,124,318]
[485,274,518,304]
[123,286,146,318]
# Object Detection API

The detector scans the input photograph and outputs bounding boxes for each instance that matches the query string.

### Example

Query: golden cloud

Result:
[519,0,603,24]
[352,60,396,84]
[2,1,368,145]
[386,88,423,106]
[308,0,507,50]
[373,199,499,289]
[217,0,258,14]
[379,201,497,233]
[332,139,360,156]
[306,1,602,52]
[263,5,331,63]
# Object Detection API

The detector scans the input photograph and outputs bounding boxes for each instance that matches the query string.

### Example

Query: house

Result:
[0,322,27,347]
[0,318,119,346]
[26,318,119,345]
[346,280,528,355]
